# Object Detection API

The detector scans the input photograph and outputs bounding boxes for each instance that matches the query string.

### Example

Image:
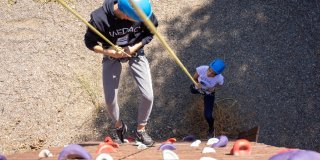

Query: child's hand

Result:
[196,83,202,89]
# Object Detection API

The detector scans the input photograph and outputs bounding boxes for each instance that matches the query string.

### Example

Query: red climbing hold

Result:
[96,143,117,154]
[103,136,119,148]
[167,138,177,143]
[230,139,252,156]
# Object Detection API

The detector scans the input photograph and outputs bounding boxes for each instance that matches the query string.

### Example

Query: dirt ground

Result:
[0,0,319,155]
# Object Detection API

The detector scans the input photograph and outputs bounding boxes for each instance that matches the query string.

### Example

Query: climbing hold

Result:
[268,150,298,160]
[167,138,177,143]
[202,147,216,153]
[58,144,92,160]
[95,153,113,160]
[104,137,119,148]
[159,144,176,151]
[38,149,53,158]
[276,149,297,154]
[96,143,117,154]
[0,155,7,160]
[107,142,119,148]
[230,139,252,156]
[134,141,143,146]
[199,157,217,160]
[161,141,173,145]
[162,150,179,160]
[206,138,219,146]
[104,136,113,143]
[211,135,228,148]
[161,138,177,144]
[190,140,201,147]
[268,149,320,160]
[137,144,147,150]
[183,135,196,142]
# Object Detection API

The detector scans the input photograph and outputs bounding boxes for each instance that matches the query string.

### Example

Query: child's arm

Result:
[193,72,199,82]
[193,72,202,88]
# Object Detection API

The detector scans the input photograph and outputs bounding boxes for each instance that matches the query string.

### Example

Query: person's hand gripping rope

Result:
[112,45,132,58]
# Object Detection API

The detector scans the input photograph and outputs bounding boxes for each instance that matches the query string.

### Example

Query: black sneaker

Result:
[109,130,122,144]
[207,129,215,139]
[135,130,155,146]
[111,120,127,144]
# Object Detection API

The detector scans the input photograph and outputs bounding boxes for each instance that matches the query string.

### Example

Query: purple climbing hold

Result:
[58,144,92,160]
[0,155,7,160]
[269,150,297,160]
[183,135,196,142]
[158,143,176,151]
[211,135,228,148]
[269,150,320,160]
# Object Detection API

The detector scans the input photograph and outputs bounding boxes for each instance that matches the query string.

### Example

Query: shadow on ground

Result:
[89,0,320,152]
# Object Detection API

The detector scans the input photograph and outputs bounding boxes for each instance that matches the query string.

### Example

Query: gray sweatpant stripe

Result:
[102,56,154,126]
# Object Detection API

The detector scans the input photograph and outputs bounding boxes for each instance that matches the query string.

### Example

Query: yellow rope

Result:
[56,0,125,54]
[128,0,198,85]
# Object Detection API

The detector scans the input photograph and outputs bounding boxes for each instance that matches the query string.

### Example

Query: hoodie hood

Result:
[102,0,117,16]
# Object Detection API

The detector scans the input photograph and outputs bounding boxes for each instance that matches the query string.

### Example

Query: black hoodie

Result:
[84,0,158,51]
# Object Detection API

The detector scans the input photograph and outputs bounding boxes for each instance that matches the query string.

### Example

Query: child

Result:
[190,58,225,138]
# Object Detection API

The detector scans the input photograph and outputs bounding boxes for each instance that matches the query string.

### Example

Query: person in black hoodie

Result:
[84,0,158,146]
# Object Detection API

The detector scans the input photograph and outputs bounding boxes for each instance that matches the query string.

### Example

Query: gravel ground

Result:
[0,0,319,155]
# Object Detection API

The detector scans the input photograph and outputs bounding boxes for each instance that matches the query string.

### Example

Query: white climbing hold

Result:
[38,149,53,158]
[123,139,129,143]
[202,147,216,153]
[95,153,113,160]
[206,138,219,145]
[163,149,179,160]
[190,140,201,147]
[137,144,147,150]
[134,141,143,146]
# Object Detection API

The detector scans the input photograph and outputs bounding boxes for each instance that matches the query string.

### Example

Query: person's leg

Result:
[102,58,122,128]
[103,58,128,143]
[129,55,154,145]
[129,55,154,129]
[204,93,215,137]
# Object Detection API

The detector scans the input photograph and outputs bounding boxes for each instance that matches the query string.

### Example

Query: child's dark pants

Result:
[204,93,215,132]
[190,84,215,132]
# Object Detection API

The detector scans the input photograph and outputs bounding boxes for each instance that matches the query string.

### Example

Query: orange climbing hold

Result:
[103,136,120,148]
[96,143,117,154]
[167,138,177,143]
[230,139,252,156]
[161,137,177,144]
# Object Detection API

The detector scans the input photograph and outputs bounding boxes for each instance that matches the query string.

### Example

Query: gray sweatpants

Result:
[102,55,154,126]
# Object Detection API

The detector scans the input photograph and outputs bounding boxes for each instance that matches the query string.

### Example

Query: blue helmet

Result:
[210,58,225,74]
[118,0,152,22]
